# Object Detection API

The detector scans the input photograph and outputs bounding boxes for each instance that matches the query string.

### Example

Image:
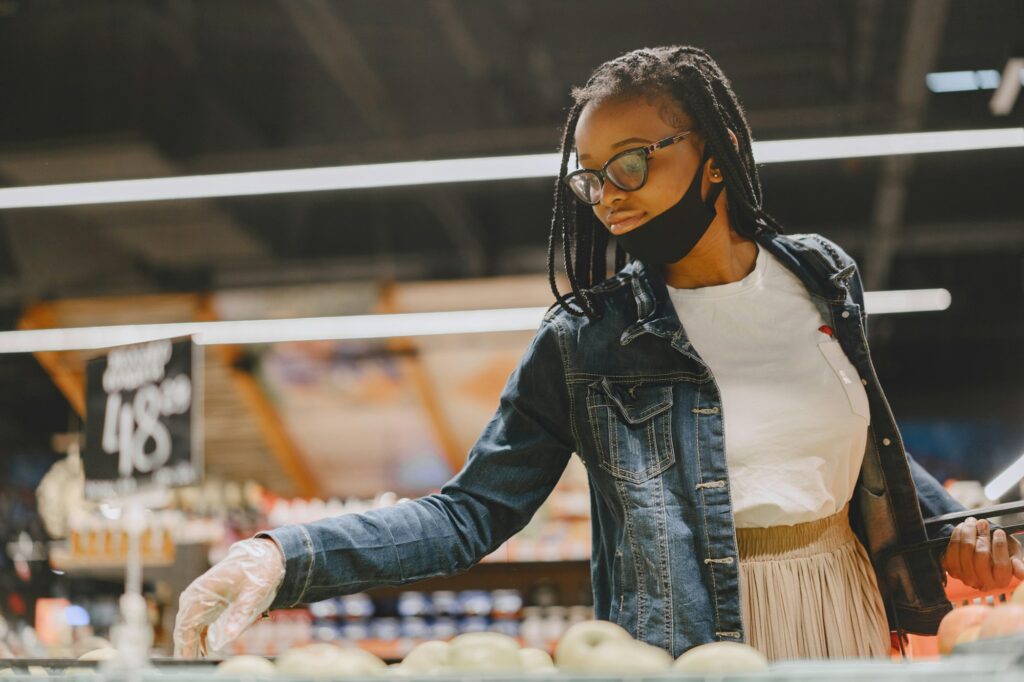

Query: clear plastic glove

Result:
[173,537,285,658]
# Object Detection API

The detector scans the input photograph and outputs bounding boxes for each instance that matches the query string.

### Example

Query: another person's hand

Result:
[173,538,285,658]
[942,517,1024,591]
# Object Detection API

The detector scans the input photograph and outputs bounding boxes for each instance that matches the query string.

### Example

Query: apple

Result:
[448,632,522,672]
[276,644,384,678]
[518,647,555,673]
[673,641,769,673]
[275,643,341,678]
[978,604,1024,640]
[554,620,634,671]
[331,648,386,676]
[937,605,991,655]
[77,649,118,662]
[400,640,451,674]
[72,637,112,658]
[215,655,276,677]
[377,665,411,678]
[586,640,672,673]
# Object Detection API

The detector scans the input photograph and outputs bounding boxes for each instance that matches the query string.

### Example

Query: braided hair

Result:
[547,45,784,319]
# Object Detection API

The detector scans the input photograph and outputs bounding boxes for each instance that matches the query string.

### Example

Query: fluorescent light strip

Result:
[862,288,951,314]
[0,289,950,353]
[752,128,1023,163]
[1,307,551,353]
[0,128,1021,209]
[926,69,1004,93]
[0,154,554,209]
[984,452,1024,501]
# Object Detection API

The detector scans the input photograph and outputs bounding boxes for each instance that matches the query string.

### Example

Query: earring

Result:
[710,167,722,180]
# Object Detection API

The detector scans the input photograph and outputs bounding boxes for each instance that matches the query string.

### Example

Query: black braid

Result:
[547,103,588,316]
[573,205,591,284]
[547,45,783,320]
[590,216,609,287]
[614,243,627,273]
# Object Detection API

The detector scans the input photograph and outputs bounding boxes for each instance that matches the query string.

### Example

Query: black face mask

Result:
[616,147,725,265]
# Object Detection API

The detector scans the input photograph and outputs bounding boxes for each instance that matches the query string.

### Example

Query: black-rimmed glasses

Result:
[564,131,692,205]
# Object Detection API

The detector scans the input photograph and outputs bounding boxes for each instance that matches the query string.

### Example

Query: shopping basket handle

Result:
[875,502,1024,561]
[923,500,1024,530]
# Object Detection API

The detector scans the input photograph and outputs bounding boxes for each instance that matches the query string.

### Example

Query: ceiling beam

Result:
[863,0,950,291]
[847,0,884,125]
[278,0,401,138]
[281,0,486,276]
[505,1,562,111]
[427,0,515,127]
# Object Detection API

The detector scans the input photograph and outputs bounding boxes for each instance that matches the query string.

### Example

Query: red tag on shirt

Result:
[819,325,834,337]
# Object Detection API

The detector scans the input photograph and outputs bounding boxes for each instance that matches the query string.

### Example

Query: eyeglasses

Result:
[563,131,692,205]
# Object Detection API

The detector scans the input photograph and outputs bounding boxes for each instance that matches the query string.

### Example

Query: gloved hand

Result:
[173,537,285,658]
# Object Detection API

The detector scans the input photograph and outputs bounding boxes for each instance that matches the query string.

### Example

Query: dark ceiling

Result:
[0,0,1021,463]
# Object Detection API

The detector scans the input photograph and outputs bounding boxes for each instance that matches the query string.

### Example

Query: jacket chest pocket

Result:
[586,378,677,484]
[818,341,871,421]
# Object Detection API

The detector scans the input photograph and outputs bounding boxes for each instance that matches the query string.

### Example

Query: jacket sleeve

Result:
[263,316,575,608]
[906,451,966,540]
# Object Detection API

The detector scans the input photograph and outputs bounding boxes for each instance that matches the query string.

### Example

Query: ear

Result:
[708,129,741,181]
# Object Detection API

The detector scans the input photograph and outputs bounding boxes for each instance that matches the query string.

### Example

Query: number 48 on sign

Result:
[84,338,203,498]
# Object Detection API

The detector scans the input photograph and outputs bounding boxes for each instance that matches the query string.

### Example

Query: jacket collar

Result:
[619,228,851,348]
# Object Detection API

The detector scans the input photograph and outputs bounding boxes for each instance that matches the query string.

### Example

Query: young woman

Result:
[174,46,1022,661]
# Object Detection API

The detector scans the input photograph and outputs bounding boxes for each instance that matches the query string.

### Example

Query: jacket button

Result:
[841,311,851,319]
[861,379,867,386]
[882,438,891,446]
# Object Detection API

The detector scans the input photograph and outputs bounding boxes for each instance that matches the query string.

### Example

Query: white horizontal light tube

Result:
[862,288,951,314]
[1,307,551,353]
[0,129,1021,209]
[0,154,554,209]
[926,69,1004,93]
[984,453,1024,501]
[0,288,949,353]
[752,128,1024,163]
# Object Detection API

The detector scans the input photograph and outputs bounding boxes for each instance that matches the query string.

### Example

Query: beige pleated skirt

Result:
[737,503,891,661]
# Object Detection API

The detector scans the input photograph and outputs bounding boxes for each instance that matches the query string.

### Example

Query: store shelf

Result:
[364,560,590,600]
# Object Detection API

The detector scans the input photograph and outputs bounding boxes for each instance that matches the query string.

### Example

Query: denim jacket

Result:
[264,229,963,657]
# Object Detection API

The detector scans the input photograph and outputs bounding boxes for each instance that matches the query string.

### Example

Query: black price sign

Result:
[84,338,203,498]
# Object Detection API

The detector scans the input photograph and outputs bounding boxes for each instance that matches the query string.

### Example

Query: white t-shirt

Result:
[667,244,870,528]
